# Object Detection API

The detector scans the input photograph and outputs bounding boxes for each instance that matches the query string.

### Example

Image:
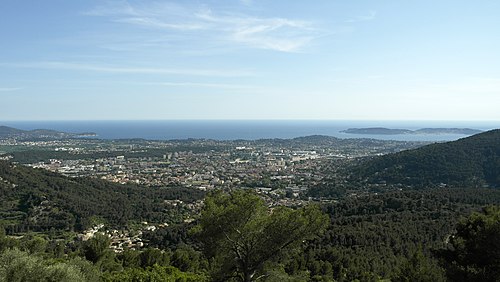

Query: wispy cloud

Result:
[196,9,315,52]
[0,87,22,92]
[155,82,257,90]
[115,17,204,30]
[85,1,318,52]
[345,11,377,23]
[1,61,254,77]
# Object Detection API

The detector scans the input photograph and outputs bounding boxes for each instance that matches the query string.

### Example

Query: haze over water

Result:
[1,120,497,142]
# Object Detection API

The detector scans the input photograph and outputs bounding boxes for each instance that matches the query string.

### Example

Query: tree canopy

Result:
[439,205,500,281]
[353,129,500,188]
[193,190,329,282]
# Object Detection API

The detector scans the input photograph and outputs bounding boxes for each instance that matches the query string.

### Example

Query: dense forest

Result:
[1,187,500,281]
[352,129,500,188]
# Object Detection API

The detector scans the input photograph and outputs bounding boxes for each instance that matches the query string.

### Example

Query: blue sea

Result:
[1,120,498,142]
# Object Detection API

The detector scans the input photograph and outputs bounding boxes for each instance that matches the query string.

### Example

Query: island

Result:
[340,127,413,135]
[341,127,483,135]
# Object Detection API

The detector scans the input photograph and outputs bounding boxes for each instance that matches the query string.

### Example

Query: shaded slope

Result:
[352,129,500,188]
[0,161,204,233]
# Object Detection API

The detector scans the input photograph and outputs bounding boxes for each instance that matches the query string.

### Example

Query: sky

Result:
[1,0,500,121]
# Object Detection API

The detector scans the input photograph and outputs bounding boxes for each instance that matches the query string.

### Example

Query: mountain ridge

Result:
[352,129,500,188]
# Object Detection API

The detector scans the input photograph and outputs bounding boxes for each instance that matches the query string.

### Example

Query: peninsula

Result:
[0,125,97,140]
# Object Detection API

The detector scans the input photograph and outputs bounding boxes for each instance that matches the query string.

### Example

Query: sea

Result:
[1,120,498,142]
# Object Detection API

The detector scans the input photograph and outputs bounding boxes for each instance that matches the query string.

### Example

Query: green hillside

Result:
[0,161,203,234]
[353,129,500,188]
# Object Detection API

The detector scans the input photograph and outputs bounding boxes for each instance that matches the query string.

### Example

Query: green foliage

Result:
[81,233,122,272]
[171,244,205,273]
[118,249,141,268]
[0,248,49,282]
[19,234,48,254]
[438,205,500,281]
[393,248,446,282]
[0,227,18,253]
[64,257,101,282]
[142,222,194,250]
[0,160,204,233]
[263,265,311,282]
[101,264,207,282]
[82,233,112,264]
[193,190,329,282]
[353,129,500,188]
[292,188,500,280]
[139,248,171,268]
[0,248,96,282]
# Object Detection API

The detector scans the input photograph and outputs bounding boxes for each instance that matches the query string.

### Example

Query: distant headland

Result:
[340,127,483,135]
[0,125,97,140]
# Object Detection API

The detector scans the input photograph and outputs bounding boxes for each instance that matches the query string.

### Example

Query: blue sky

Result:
[1,0,500,121]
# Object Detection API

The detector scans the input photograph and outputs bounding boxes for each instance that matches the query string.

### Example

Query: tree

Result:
[0,248,94,282]
[438,205,500,282]
[393,248,445,282]
[171,244,205,273]
[118,249,140,268]
[19,234,47,254]
[139,248,170,268]
[81,233,122,272]
[101,264,206,282]
[82,233,112,264]
[0,227,18,253]
[193,190,329,282]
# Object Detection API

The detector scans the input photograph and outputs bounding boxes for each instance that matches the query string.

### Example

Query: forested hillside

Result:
[0,161,204,233]
[302,188,500,280]
[353,129,500,188]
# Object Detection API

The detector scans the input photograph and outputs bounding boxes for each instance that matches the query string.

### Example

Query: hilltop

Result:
[352,129,500,188]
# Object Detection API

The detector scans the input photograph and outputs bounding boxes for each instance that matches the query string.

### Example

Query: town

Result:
[1,135,427,195]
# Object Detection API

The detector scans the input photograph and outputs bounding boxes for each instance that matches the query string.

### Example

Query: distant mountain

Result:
[352,129,500,188]
[413,128,483,135]
[0,160,203,233]
[341,127,483,135]
[0,125,97,140]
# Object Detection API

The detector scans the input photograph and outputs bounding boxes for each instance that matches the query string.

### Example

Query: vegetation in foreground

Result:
[1,189,500,281]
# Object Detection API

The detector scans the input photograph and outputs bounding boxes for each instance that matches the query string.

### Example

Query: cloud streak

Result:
[1,61,254,77]
[114,17,204,30]
[0,87,22,92]
[85,1,318,52]
[155,82,257,90]
[345,11,377,23]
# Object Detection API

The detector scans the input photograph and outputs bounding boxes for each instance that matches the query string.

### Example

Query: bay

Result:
[1,120,498,142]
